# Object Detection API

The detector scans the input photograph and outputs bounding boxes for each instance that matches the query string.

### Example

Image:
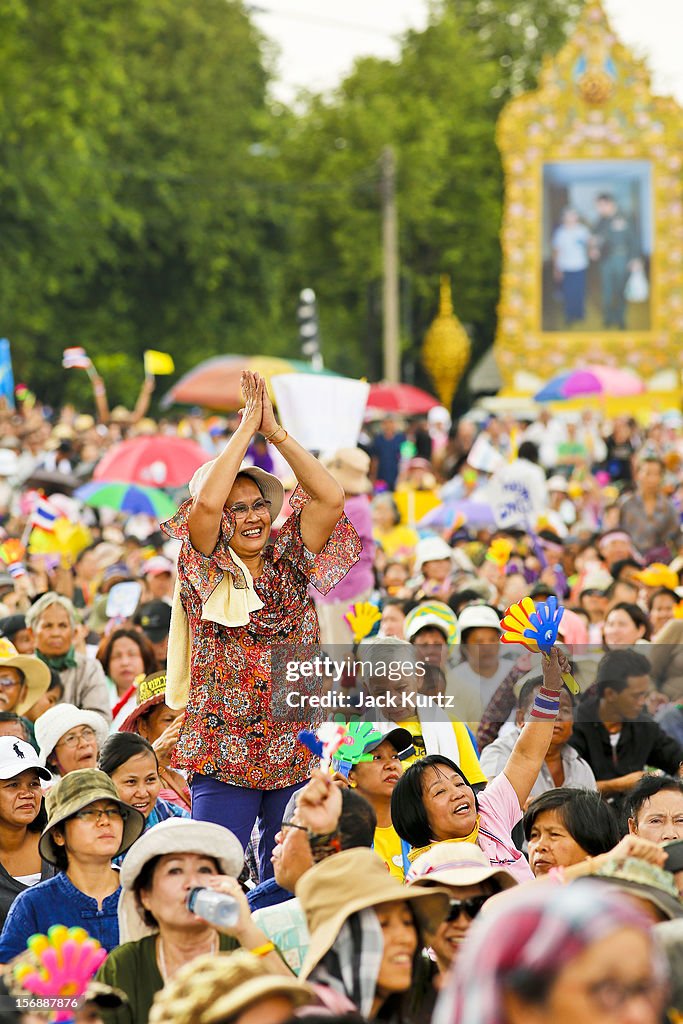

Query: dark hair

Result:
[517,675,575,712]
[596,648,651,697]
[609,558,642,582]
[391,756,475,848]
[96,628,157,679]
[339,790,376,849]
[448,590,482,616]
[647,587,680,610]
[47,669,64,694]
[597,192,614,203]
[134,852,221,929]
[604,579,638,602]
[523,788,620,856]
[604,602,651,643]
[99,732,158,776]
[381,597,407,612]
[517,441,539,464]
[627,774,683,824]
[0,712,30,741]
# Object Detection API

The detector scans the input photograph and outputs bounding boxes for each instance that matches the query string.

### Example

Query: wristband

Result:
[264,426,284,440]
[249,941,275,957]
[268,428,288,446]
[530,687,560,720]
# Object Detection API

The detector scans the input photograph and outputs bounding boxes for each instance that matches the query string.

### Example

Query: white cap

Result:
[414,537,454,574]
[34,704,109,768]
[457,605,502,635]
[142,556,175,576]
[547,475,569,493]
[0,736,52,782]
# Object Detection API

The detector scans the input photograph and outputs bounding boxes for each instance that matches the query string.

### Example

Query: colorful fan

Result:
[0,538,26,578]
[13,925,107,1022]
[500,596,579,694]
[331,720,384,778]
[486,537,515,568]
[344,601,382,643]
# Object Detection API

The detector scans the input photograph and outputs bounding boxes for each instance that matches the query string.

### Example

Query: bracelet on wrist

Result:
[268,428,288,446]
[263,425,283,440]
[530,688,560,720]
[248,941,275,957]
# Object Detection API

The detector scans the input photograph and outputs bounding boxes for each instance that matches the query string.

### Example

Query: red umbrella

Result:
[366,382,439,416]
[93,436,210,488]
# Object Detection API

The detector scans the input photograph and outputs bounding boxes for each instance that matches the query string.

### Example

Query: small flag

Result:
[62,347,92,371]
[7,562,26,579]
[0,340,15,410]
[144,350,175,376]
[31,496,59,532]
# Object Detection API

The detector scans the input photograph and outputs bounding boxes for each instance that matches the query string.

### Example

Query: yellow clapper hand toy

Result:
[500,596,579,695]
[344,602,382,643]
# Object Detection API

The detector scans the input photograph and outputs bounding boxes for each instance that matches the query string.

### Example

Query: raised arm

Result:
[502,648,567,809]
[187,373,264,555]
[258,386,345,554]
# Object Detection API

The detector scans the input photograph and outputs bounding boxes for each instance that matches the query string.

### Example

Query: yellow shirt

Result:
[373,824,407,881]
[372,524,419,561]
[400,718,487,785]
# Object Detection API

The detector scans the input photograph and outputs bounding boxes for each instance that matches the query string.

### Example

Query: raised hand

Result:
[344,602,382,643]
[238,371,264,435]
[258,380,280,437]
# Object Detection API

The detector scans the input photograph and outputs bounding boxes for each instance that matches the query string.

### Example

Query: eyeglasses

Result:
[0,674,22,689]
[56,727,98,749]
[72,806,127,823]
[229,499,272,519]
[281,820,307,835]
[446,895,491,921]
[587,978,665,1012]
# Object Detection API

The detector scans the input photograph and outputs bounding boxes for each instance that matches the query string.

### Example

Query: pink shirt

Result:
[477,772,534,883]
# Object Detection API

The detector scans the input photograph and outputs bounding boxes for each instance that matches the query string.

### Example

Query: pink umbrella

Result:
[583,365,645,396]
[534,365,644,401]
[366,382,439,415]
[93,436,209,488]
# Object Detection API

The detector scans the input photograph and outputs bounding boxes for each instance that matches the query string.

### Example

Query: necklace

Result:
[157,932,219,981]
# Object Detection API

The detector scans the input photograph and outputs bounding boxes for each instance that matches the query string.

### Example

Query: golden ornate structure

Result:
[494,0,683,392]
[422,274,471,409]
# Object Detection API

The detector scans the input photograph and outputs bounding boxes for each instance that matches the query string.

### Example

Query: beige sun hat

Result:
[0,638,51,715]
[149,951,315,1024]
[188,461,285,521]
[118,818,244,941]
[405,841,517,892]
[322,448,372,495]
[296,847,449,980]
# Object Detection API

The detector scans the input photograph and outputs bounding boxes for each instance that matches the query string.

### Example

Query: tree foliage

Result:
[0,0,581,407]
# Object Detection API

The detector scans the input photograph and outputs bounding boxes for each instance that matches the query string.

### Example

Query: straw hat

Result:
[118,818,244,941]
[119,671,168,733]
[0,638,51,715]
[322,448,372,495]
[405,841,517,892]
[296,847,449,980]
[35,703,109,768]
[189,461,284,521]
[39,768,144,865]
[148,951,315,1024]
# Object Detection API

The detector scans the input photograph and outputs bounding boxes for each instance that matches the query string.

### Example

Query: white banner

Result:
[271,374,370,452]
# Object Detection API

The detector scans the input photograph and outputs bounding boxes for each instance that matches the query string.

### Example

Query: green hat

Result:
[39,768,144,865]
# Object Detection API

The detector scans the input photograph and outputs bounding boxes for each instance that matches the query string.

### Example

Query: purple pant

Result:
[190,774,304,882]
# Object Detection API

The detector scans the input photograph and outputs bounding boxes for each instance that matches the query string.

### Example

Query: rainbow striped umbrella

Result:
[74,481,177,519]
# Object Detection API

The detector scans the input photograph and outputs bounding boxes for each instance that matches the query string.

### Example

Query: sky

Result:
[249,0,683,105]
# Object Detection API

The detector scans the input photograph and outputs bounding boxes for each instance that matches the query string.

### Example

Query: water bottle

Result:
[187,887,240,928]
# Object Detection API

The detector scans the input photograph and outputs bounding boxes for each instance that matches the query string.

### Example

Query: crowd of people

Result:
[0,374,681,1023]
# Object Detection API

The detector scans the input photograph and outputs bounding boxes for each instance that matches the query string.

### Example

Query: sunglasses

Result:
[446,895,491,921]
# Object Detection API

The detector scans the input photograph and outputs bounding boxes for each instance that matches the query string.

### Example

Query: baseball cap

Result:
[0,736,51,782]
[457,605,502,634]
[134,600,172,642]
[142,556,175,577]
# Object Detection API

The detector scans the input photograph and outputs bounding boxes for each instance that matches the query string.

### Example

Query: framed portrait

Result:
[494,1,683,389]
[542,160,652,332]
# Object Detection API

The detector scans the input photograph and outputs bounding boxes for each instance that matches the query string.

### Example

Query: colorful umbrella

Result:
[162,355,338,410]
[534,365,644,402]
[366,382,439,416]
[93,436,209,488]
[74,481,177,519]
[418,499,497,530]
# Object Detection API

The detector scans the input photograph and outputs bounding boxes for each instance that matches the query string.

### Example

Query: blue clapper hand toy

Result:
[501,596,579,694]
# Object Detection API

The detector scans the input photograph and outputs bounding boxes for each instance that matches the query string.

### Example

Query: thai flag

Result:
[31,496,59,532]
[6,562,25,579]
[62,347,92,370]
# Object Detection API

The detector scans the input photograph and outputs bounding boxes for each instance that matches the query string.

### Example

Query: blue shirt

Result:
[114,798,188,867]
[247,876,292,912]
[0,872,121,960]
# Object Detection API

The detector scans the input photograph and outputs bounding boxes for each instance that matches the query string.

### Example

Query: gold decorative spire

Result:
[421,275,471,410]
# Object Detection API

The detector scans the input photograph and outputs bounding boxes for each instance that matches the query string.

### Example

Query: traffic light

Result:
[297,288,320,360]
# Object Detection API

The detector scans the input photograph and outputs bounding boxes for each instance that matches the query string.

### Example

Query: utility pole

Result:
[380,146,400,384]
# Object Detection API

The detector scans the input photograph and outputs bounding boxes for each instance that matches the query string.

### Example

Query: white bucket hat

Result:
[188,461,284,521]
[34,704,109,768]
[118,818,244,942]
[414,537,455,574]
[457,605,502,635]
